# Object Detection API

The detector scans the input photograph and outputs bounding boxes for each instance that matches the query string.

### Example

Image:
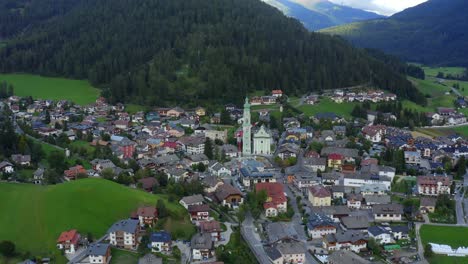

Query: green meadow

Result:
[420,225,468,264]
[0,178,192,262]
[0,73,100,105]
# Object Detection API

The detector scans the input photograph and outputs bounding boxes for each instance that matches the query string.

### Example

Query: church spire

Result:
[244,97,250,108]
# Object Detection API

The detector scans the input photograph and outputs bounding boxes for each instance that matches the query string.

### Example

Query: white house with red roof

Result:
[255,182,287,217]
[271,90,283,98]
[57,229,81,254]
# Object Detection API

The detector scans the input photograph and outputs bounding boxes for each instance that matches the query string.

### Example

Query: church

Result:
[240,97,272,156]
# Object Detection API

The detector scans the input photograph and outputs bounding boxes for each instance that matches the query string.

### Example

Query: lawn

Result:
[421,66,466,78]
[0,73,100,105]
[428,255,468,264]
[415,125,468,139]
[409,77,450,97]
[125,104,150,114]
[453,125,468,137]
[420,225,468,248]
[298,98,357,118]
[0,178,189,261]
[110,248,140,264]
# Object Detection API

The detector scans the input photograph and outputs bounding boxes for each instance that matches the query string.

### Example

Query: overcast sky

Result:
[328,0,427,16]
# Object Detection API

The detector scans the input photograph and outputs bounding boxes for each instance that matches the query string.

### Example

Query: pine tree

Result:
[204,137,214,160]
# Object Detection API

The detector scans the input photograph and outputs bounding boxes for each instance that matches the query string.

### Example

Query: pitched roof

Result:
[191,233,213,250]
[180,194,204,205]
[309,186,331,198]
[214,183,241,201]
[199,220,222,233]
[188,204,210,213]
[86,243,110,256]
[57,229,79,243]
[149,231,172,243]
[107,219,139,234]
[137,206,158,218]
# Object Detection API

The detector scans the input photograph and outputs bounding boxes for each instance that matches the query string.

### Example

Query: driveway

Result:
[173,241,191,264]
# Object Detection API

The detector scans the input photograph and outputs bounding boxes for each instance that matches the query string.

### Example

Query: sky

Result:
[328,0,428,16]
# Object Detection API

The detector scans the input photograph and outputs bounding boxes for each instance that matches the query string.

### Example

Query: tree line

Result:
[0,0,425,107]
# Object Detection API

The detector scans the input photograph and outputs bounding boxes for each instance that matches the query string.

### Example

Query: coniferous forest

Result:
[0,0,426,107]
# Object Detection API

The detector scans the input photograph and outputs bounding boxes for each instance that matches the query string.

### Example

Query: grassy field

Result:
[125,104,150,114]
[415,125,468,138]
[421,225,468,264]
[0,73,100,105]
[110,248,140,264]
[420,225,468,248]
[421,66,466,78]
[298,98,357,118]
[0,178,190,261]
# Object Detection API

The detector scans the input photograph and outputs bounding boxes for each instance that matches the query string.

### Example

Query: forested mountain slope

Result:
[322,0,468,66]
[0,0,79,38]
[0,0,424,106]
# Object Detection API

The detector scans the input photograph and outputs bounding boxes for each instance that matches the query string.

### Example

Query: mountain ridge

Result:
[263,0,384,31]
[321,0,468,66]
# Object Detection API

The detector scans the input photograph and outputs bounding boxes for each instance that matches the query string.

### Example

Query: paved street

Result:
[455,185,466,225]
[241,213,271,264]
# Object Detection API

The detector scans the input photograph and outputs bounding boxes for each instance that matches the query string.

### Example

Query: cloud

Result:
[328,0,427,16]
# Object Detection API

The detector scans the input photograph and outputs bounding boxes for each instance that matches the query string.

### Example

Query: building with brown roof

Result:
[308,186,331,207]
[135,206,158,227]
[214,183,243,208]
[199,220,223,241]
[420,197,437,214]
[137,177,158,192]
[188,204,210,222]
[417,176,452,196]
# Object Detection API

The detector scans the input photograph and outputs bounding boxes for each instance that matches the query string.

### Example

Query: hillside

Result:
[321,0,468,66]
[0,179,192,259]
[262,0,384,31]
[0,0,424,106]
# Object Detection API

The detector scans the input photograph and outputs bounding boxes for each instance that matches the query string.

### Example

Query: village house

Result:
[327,153,344,170]
[420,197,437,213]
[199,220,223,242]
[208,162,231,177]
[178,136,205,155]
[64,165,87,180]
[84,243,111,264]
[214,183,243,208]
[0,161,14,174]
[202,176,224,193]
[328,250,370,264]
[372,204,403,222]
[137,177,158,192]
[323,230,368,253]
[107,219,141,250]
[56,229,81,254]
[303,157,326,172]
[308,186,332,207]
[417,175,452,196]
[135,206,158,227]
[149,231,172,253]
[275,242,306,264]
[191,233,214,261]
[256,182,287,217]
[10,154,31,166]
[188,204,210,222]
[340,215,369,232]
[272,89,283,98]
[179,194,205,209]
[307,213,337,239]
